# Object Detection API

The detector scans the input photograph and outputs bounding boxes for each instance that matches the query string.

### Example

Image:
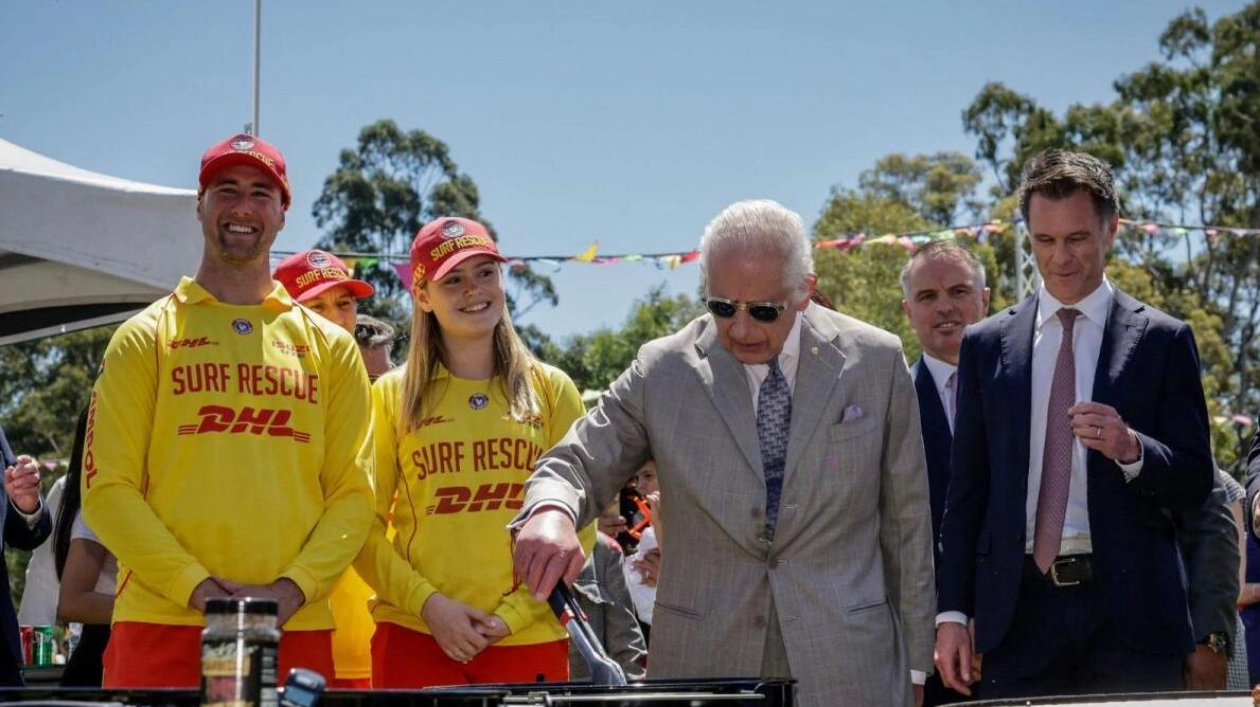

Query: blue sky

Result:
[1,0,1246,341]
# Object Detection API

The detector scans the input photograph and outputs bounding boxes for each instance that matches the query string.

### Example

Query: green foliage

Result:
[312,119,559,331]
[0,328,112,459]
[811,156,1005,363]
[546,285,704,393]
[960,1,1260,468]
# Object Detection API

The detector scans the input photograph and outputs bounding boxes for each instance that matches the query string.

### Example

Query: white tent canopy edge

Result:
[0,137,202,345]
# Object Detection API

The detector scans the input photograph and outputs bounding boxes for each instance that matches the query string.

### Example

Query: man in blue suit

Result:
[900,240,990,705]
[901,240,990,557]
[935,149,1214,699]
[0,422,53,686]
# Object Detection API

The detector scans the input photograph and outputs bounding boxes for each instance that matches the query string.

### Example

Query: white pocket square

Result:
[839,405,864,423]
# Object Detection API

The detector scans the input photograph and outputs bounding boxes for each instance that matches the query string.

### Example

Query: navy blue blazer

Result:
[0,424,53,685]
[911,357,953,557]
[936,289,1213,656]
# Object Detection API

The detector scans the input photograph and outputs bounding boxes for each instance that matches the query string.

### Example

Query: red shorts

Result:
[371,622,568,688]
[103,622,335,688]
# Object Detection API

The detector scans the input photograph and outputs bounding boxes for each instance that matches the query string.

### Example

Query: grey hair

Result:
[899,239,987,300]
[698,199,814,298]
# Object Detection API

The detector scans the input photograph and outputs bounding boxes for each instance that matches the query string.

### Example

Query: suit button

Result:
[753,615,767,628]
[751,507,762,519]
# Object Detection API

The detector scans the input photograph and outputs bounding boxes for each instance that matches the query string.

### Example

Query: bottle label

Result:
[201,638,278,707]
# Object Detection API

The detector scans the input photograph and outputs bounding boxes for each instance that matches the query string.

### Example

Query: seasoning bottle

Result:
[201,597,280,707]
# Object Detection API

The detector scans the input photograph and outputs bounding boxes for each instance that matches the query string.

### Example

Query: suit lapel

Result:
[1000,297,1038,483]
[783,312,844,482]
[694,323,763,476]
[1091,289,1147,407]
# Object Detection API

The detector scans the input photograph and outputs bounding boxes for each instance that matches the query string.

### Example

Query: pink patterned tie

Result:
[1033,308,1081,573]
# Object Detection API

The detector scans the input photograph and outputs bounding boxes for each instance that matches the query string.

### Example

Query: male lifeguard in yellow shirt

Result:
[83,134,374,687]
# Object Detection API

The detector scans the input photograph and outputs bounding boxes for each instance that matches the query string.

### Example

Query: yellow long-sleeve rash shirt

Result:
[355,362,589,646]
[82,277,375,630]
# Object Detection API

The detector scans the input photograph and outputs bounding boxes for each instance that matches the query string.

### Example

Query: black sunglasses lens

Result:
[707,300,737,318]
[749,306,780,322]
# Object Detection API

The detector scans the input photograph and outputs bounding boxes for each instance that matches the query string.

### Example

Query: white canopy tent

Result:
[0,138,202,345]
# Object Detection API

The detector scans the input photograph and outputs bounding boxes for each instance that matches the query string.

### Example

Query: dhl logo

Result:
[271,340,310,357]
[169,336,215,349]
[177,405,310,442]
[425,483,524,515]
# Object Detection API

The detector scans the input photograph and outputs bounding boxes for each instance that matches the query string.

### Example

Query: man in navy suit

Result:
[900,240,990,705]
[0,422,53,686]
[935,149,1214,699]
[901,240,990,558]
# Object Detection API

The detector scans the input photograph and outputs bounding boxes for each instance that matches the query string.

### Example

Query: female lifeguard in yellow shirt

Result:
[356,217,585,687]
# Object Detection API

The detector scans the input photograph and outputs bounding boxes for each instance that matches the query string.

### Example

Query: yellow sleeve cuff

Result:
[171,562,212,609]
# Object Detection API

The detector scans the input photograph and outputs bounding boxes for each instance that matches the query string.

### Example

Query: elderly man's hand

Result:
[512,507,585,602]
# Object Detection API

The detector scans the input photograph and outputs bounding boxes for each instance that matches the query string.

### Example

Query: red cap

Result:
[199,133,292,210]
[409,217,506,286]
[274,250,374,302]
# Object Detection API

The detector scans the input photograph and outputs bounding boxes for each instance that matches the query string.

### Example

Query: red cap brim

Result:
[428,248,508,282]
[294,279,375,302]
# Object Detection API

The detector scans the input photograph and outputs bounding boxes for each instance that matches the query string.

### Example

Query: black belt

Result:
[1024,554,1093,587]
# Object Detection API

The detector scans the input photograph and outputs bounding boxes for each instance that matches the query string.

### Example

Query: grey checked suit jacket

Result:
[522,304,936,707]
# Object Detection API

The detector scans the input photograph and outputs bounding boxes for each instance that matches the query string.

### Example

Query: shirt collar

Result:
[779,311,803,367]
[921,353,957,395]
[173,276,293,310]
[1037,278,1112,331]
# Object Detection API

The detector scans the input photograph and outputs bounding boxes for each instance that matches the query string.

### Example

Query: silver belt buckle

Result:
[1048,558,1082,587]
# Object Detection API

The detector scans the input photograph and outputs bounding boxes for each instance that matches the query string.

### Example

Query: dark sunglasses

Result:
[704,297,787,323]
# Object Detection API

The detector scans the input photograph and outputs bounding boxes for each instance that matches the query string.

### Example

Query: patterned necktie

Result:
[757,356,792,536]
[1033,308,1081,573]
[944,371,958,431]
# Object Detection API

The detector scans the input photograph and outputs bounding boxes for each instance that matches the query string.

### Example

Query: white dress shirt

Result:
[743,312,802,408]
[920,354,958,433]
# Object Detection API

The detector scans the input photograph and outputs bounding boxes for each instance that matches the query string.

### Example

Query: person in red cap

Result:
[354,216,590,687]
[82,134,374,688]
[274,250,374,334]
[272,249,376,688]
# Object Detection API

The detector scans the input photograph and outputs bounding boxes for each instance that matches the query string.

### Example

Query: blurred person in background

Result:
[273,249,378,689]
[54,409,114,687]
[355,216,588,687]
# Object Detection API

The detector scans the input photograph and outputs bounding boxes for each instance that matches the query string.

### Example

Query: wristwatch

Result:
[1199,632,1229,654]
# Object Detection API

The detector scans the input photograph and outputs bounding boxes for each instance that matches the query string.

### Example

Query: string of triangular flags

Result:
[272,216,1257,288]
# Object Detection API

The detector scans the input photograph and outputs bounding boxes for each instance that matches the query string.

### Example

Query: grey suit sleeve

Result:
[596,541,648,678]
[878,347,937,674]
[1175,473,1241,649]
[519,355,654,530]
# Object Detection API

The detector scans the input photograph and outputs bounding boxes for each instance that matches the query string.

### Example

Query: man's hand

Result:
[934,621,974,696]
[1069,402,1141,463]
[913,684,924,707]
[632,547,662,588]
[512,508,585,601]
[4,455,43,514]
[217,578,306,626]
[422,593,491,662]
[1184,644,1227,690]
[188,577,232,612]
[476,614,512,646]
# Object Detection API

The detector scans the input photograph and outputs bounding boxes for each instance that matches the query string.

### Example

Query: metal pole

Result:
[251,0,261,136]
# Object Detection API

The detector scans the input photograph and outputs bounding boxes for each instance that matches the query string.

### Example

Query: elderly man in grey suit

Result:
[513,199,936,707]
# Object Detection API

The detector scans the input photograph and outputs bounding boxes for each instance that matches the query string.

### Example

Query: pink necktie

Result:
[1033,308,1081,573]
